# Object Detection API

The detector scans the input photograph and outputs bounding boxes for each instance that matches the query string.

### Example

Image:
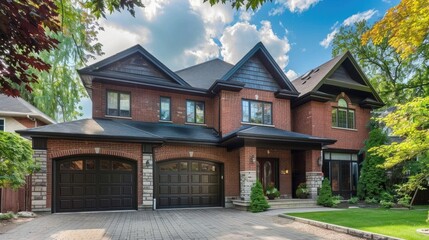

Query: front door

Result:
[257,158,279,191]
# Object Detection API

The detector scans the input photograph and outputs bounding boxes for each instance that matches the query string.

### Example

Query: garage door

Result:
[54,157,137,212]
[157,160,222,208]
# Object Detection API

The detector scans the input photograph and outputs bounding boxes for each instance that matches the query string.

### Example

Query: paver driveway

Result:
[0,208,362,240]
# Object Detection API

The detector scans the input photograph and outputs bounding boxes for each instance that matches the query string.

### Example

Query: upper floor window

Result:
[160,97,171,121]
[186,100,204,124]
[332,98,355,129]
[242,99,272,125]
[0,118,4,131]
[107,91,130,117]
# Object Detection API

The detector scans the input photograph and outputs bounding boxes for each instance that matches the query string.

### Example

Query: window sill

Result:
[159,120,173,123]
[185,122,207,127]
[104,115,132,120]
[241,122,275,128]
[331,126,358,132]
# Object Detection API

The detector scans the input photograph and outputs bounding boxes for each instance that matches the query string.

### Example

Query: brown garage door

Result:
[157,160,222,208]
[54,157,137,212]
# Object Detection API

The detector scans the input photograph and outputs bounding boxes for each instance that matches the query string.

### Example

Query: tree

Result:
[362,0,429,59]
[0,0,143,98]
[370,97,429,194]
[332,21,429,105]
[317,178,333,207]
[0,132,37,189]
[357,123,388,200]
[207,0,267,10]
[249,180,270,212]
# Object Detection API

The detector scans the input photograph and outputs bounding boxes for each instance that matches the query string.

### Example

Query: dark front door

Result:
[157,160,222,208]
[54,157,137,213]
[257,158,279,191]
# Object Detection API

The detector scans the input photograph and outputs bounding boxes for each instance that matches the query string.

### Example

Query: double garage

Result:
[53,156,222,212]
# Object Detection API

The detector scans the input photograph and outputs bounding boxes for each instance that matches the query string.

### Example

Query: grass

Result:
[288,207,429,240]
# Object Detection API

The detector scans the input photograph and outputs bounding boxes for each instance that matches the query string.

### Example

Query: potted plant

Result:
[296,183,309,199]
[265,182,280,200]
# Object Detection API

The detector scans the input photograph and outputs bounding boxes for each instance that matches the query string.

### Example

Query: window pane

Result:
[100,160,111,170]
[263,103,272,125]
[180,162,188,171]
[186,101,195,123]
[331,109,337,127]
[324,152,331,160]
[250,101,263,124]
[0,119,4,131]
[348,110,355,129]
[86,160,95,170]
[160,97,171,121]
[322,160,330,179]
[70,160,83,170]
[331,162,339,191]
[338,98,347,107]
[191,162,199,171]
[119,93,130,117]
[113,161,132,171]
[242,100,249,122]
[339,162,351,191]
[352,162,358,191]
[331,153,352,161]
[337,109,347,128]
[195,102,204,123]
[107,92,118,116]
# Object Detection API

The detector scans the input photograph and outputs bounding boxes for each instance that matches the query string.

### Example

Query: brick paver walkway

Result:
[0,208,362,240]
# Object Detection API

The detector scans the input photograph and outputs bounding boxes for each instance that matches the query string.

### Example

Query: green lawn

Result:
[288,208,429,240]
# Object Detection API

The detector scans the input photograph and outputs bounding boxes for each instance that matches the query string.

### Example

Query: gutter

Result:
[0,111,56,125]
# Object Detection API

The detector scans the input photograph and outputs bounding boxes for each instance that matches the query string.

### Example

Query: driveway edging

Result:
[279,213,402,240]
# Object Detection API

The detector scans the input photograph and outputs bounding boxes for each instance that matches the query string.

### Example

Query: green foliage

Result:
[317,178,334,207]
[249,181,270,213]
[83,0,143,18]
[296,183,309,199]
[380,200,395,209]
[0,132,36,189]
[357,124,388,200]
[426,211,428,223]
[348,197,359,204]
[331,195,343,207]
[397,195,411,208]
[0,212,15,220]
[265,182,280,199]
[364,197,379,205]
[207,0,267,10]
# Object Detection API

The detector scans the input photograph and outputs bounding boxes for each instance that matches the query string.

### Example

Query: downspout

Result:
[26,115,37,128]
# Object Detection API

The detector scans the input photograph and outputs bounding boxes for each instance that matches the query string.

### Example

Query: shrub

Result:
[0,212,15,220]
[380,200,395,208]
[365,197,379,205]
[380,191,394,202]
[249,181,270,212]
[296,183,309,199]
[397,195,411,208]
[265,182,280,199]
[348,196,359,204]
[332,195,343,207]
[317,178,334,207]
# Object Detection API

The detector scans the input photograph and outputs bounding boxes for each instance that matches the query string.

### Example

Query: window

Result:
[160,97,171,121]
[186,100,205,124]
[242,100,272,125]
[107,91,130,117]
[332,98,355,129]
[323,152,359,199]
[0,118,4,131]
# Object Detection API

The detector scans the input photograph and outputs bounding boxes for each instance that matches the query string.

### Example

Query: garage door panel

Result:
[55,157,136,212]
[158,160,221,208]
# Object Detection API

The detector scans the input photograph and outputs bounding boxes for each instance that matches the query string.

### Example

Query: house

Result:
[0,94,55,213]
[17,42,383,213]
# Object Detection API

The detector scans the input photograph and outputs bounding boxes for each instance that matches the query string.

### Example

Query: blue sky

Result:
[80,0,399,118]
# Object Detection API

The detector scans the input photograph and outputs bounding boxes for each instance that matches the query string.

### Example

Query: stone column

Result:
[239,146,257,201]
[32,150,49,211]
[306,172,324,199]
[142,153,154,209]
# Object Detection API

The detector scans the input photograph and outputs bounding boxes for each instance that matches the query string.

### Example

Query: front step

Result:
[233,199,318,211]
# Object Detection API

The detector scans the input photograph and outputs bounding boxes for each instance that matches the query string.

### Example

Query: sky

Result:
[80,0,400,118]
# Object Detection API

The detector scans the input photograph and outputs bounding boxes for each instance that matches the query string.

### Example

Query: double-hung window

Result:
[107,91,130,117]
[242,99,272,125]
[186,100,205,124]
[160,97,171,121]
[0,118,4,131]
[332,98,355,129]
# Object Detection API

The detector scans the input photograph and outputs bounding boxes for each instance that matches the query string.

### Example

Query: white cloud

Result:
[189,0,234,37]
[220,21,291,70]
[343,9,378,26]
[286,69,298,80]
[320,9,377,48]
[320,28,339,48]
[270,0,320,15]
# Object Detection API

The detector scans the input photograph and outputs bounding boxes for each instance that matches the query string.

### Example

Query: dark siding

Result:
[328,65,363,85]
[101,53,177,84]
[230,56,280,91]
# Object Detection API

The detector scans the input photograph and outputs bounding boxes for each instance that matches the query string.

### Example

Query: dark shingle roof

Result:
[175,59,234,89]
[0,94,55,124]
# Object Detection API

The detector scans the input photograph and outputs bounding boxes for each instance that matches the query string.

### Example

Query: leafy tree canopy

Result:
[362,0,429,59]
[207,0,268,10]
[0,132,36,189]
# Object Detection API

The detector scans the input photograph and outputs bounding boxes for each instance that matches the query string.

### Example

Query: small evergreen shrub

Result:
[397,195,411,208]
[348,196,359,204]
[364,197,379,205]
[380,191,394,202]
[317,178,334,207]
[0,212,15,220]
[296,183,309,199]
[380,200,395,208]
[249,181,270,212]
[332,195,343,207]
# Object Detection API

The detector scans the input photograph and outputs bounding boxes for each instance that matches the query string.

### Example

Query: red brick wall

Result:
[220,88,291,135]
[154,144,240,197]
[92,81,215,128]
[46,139,143,208]
[14,117,47,129]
